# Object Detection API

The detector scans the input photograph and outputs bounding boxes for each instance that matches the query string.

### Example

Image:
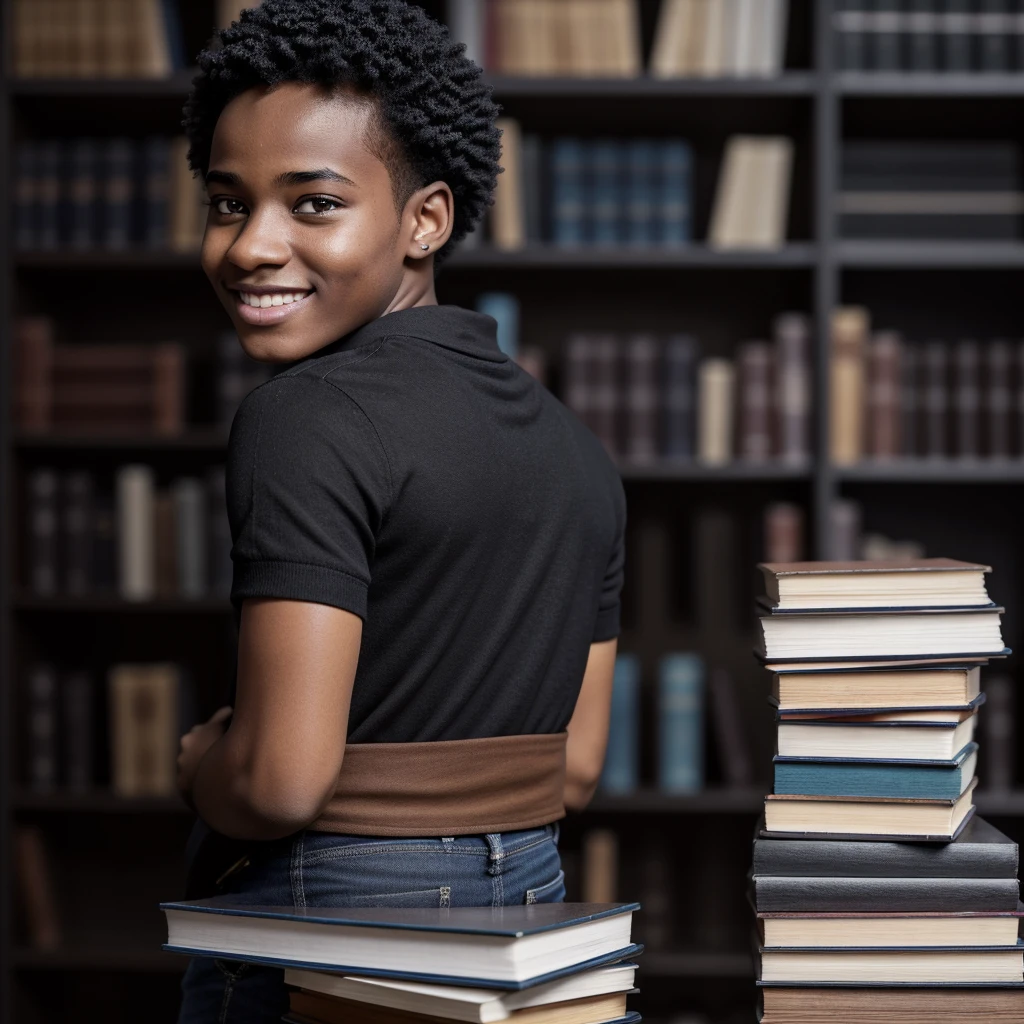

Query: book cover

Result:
[600,654,640,794]
[658,652,703,792]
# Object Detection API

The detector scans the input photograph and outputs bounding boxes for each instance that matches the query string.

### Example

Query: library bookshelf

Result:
[3,3,1024,1023]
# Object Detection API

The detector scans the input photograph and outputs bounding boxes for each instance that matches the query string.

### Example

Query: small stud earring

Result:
[420,242,430,251]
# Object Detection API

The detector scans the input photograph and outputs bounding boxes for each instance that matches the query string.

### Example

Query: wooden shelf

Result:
[13,595,232,614]
[839,241,1024,269]
[16,248,201,269]
[13,948,185,973]
[446,245,817,270]
[15,429,228,451]
[617,460,811,482]
[836,459,1024,484]
[839,73,1024,96]
[8,71,199,98]
[12,791,191,814]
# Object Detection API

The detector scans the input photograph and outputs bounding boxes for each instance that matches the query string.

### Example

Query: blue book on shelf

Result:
[658,140,692,246]
[551,139,585,247]
[476,292,520,359]
[600,654,641,793]
[625,139,657,246]
[658,652,703,793]
[663,334,698,458]
[774,742,979,800]
[161,899,642,990]
[590,139,623,246]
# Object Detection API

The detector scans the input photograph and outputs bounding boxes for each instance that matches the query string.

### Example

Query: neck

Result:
[383,258,438,315]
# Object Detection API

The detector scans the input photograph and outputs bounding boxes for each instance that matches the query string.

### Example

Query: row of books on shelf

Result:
[839,140,1024,242]
[11,0,243,78]
[752,559,1023,1019]
[14,318,273,434]
[830,306,1024,462]
[450,0,790,78]
[22,660,196,796]
[25,465,233,601]
[835,0,1024,74]
[491,128,792,250]
[14,137,205,252]
[560,313,810,464]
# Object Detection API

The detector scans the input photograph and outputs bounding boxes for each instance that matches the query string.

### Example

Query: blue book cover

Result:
[36,140,61,251]
[625,139,657,246]
[101,138,135,250]
[142,136,171,249]
[161,0,188,72]
[658,140,692,247]
[600,654,641,794]
[774,742,978,800]
[551,139,585,247]
[476,292,520,359]
[67,138,99,250]
[659,652,703,793]
[590,139,623,246]
[14,141,36,249]
[663,334,697,458]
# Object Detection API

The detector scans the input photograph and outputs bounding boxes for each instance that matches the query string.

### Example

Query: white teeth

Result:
[282,293,295,304]
[271,294,283,306]
[259,294,273,308]
[239,290,308,308]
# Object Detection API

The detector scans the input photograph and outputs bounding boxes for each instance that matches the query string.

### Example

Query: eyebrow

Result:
[204,168,358,188]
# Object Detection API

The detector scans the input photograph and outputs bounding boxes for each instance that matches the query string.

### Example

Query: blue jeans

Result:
[177,823,564,1023]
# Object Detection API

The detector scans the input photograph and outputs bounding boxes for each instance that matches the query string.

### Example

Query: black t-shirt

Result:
[226,304,626,743]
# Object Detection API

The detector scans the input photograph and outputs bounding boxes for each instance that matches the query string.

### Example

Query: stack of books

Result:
[162,901,643,1024]
[750,558,1024,1021]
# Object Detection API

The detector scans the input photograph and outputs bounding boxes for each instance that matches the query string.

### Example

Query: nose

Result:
[224,204,292,270]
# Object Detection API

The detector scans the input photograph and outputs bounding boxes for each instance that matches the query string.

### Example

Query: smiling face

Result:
[201,81,454,362]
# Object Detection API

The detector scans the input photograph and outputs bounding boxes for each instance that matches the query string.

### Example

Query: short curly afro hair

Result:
[182,0,502,263]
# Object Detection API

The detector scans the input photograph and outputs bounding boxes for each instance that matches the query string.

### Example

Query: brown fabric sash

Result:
[310,732,568,836]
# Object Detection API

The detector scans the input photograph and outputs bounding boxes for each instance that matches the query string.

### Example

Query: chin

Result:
[234,327,310,364]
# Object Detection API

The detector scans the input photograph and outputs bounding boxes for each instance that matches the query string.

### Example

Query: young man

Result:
[174,1,626,1019]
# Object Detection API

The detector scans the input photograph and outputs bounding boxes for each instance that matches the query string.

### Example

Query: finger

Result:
[210,706,233,725]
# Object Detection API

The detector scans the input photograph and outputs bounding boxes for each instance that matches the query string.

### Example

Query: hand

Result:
[177,706,233,808]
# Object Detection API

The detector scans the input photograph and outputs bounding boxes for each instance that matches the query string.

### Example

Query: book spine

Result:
[173,477,207,599]
[590,334,621,457]
[36,140,61,250]
[600,653,641,794]
[206,466,234,598]
[764,501,804,563]
[941,0,973,71]
[922,340,948,457]
[987,339,1012,457]
[447,0,486,66]
[116,464,156,601]
[866,330,902,458]
[828,497,863,560]
[658,652,704,793]
[835,0,869,70]
[591,139,622,246]
[14,826,61,950]
[737,340,774,461]
[26,663,58,791]
[870,0,904,70]
[906,0,940,70]
[491,117,525,250]
[142,135,171,248]
[953,339,981,457]
[27,468,60,595]
[900,342,918,456]
[153,491,177,598]
[62,670,94,790]
[551,138,586,247]
[638,841,673,950]
[658,139,691,246]
[68,138,99,249]
[663,334,697,459]
[829,307,868,465]
[62,470,95,595]
[697,357,735,465]
[108,663,179,796]
[15,316,54,431]
[773,312,811,464]
[623,334,660,462]
[582,828,619,903]
[983,672,1014,790]
[101,137,134,249]
[15,141,37,249]
[521,134,543,244]
[708,666,753,786]
[625,139,656,247]
[977,0,1011,70]
[152,342,186,435]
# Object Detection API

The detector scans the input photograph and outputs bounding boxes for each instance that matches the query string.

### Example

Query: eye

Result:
[213,197,247,216]
[293,196,343,216]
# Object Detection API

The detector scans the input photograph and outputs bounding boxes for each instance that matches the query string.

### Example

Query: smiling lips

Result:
[230,286,313,325]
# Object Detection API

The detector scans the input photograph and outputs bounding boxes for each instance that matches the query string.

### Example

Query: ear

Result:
[403,181,454,261]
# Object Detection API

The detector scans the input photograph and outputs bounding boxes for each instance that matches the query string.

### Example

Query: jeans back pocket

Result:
[344,887,451,909]
[525,869,565,905]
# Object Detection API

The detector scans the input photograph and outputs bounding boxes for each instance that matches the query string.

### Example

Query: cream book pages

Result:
[492,118,525,250]
[748,137,793,249]
[708,137,756,247]
[649,0,691,77]
[696,0,727,75]
[697,358,735,464]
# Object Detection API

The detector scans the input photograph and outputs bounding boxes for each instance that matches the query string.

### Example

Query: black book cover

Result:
[750,874,1020,913]
[752,814,1018,878]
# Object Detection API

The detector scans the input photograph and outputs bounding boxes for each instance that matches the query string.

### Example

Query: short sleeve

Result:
[592,474,627,642]
[225,375,392,619]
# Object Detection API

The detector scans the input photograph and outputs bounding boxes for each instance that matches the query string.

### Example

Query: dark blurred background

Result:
[4,1,1024,1021]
